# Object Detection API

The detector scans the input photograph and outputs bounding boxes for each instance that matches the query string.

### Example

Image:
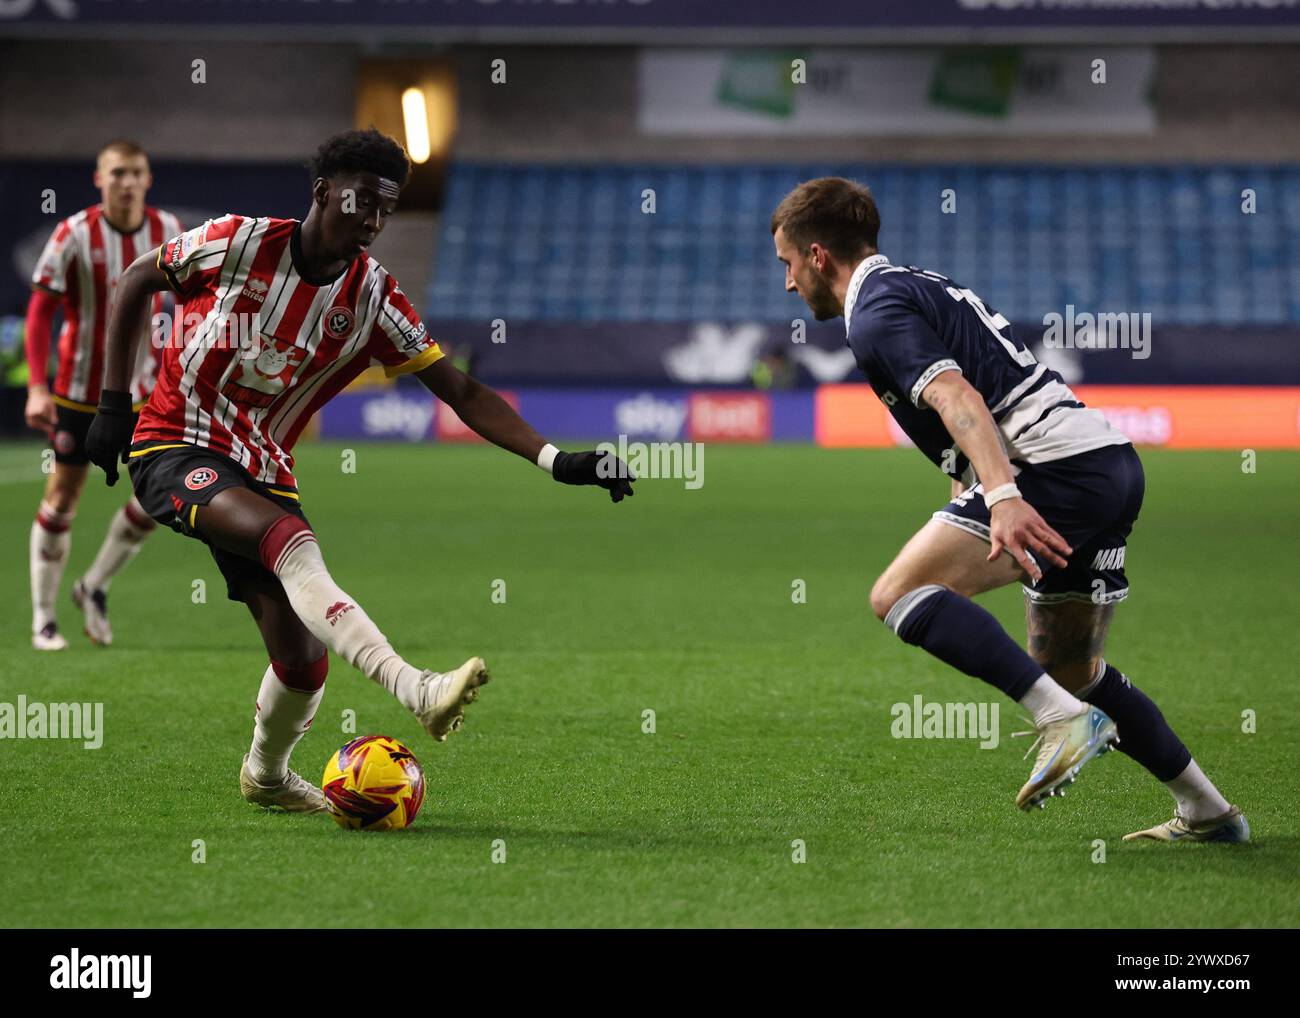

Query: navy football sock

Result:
[885,585,1044,700]
[1078,662,1191,782]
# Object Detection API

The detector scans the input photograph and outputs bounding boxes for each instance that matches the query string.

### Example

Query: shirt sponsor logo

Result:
[255,346,290,376]
[224,333,309,409]
[184,467,218,491]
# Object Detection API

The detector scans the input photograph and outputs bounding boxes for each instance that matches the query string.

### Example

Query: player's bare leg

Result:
[237,571,328,813]
[872,516,1023,604]
[1024,597,1115,694]
[72,494,157,646]
[194,486,489,744]
[30,462,88,650]
[870,518,1117,810]
[1026,599,1248,843]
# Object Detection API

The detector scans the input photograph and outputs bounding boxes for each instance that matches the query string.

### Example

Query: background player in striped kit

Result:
[24,141,182,650]
[772,177,1247,843]
[84,129,634,813]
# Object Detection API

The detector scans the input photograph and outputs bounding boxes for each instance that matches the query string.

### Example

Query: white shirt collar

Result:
[843,253,892,336]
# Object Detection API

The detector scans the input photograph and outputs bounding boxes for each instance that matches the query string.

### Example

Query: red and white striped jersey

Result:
[31,204,183,408]
[134,215,444,488]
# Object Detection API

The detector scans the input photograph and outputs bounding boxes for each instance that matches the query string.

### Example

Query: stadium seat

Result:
[430,163,1300,325]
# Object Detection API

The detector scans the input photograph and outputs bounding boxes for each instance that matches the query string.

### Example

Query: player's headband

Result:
[376,177,401,201]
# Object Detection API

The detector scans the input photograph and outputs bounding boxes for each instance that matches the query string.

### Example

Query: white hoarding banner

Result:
[639,48,1155,136]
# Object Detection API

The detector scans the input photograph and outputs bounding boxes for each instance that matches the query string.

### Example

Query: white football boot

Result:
[32,621,68,651]
[1123,805,1250,844]
[414,656,491,742]
[1015,705,1119,810]
[71,579,113,646]
[239,754,326,813]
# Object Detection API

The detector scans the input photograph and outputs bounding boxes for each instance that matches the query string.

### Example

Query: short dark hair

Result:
[307,128,411,188]
[771,177,879,263]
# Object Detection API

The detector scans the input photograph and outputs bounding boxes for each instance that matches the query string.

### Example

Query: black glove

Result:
[552,449,636,503]
[85,389,134,487]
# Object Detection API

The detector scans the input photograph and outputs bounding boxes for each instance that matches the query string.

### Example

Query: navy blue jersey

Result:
[844,255,1128,481]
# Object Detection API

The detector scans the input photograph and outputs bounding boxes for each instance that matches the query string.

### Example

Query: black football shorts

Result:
[127,442,309,603]
[51,401,140,467]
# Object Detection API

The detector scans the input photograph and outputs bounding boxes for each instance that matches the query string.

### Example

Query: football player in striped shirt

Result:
[85,129,633,814]
[25,140,182,651]
[771,178,1246,844]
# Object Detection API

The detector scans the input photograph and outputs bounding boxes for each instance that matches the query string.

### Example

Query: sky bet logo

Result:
[50,949,151,998]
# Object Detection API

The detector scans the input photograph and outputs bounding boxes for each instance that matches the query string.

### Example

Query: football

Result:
[322,735,426,831]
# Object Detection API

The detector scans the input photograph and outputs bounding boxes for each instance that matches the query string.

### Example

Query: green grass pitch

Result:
[2,441,1297,928]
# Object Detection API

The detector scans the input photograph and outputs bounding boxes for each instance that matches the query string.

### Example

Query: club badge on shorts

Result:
[185,467,218,491]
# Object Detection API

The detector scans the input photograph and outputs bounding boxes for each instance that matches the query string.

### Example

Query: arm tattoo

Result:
[950,410,977,433]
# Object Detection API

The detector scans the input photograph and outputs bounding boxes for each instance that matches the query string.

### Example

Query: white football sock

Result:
[1018,674,1086,728]
[1166,759,1232,823]
[247,664,325,783]
[82,497,155,592]
[269,530,425,711]
[30,500,74,632]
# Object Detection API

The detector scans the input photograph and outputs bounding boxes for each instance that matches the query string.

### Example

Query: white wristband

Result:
[984,482,1021,508]
[536,443,560,474]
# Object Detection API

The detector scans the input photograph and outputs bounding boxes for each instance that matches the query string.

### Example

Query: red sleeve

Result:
[31,219,74,294]
[158,215,242,299]
[24,287,59,386]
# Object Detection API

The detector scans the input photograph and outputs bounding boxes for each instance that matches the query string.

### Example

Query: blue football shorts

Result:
[933,442,1145,605]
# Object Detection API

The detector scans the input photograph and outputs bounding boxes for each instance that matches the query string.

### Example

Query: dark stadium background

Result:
[3,3,1299,449]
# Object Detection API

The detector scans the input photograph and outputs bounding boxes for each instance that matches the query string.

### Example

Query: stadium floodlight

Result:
[401,87,432,164]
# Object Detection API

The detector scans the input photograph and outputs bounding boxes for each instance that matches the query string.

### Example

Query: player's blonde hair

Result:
[97,139,149,165]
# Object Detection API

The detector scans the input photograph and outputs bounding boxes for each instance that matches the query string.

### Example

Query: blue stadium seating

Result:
[429,163,1300,325]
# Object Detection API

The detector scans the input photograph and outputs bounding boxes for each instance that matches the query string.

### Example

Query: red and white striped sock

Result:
[259,515,425,711]
[30,500,74,632]
[82,496,156,592]
[247,655,327,783]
